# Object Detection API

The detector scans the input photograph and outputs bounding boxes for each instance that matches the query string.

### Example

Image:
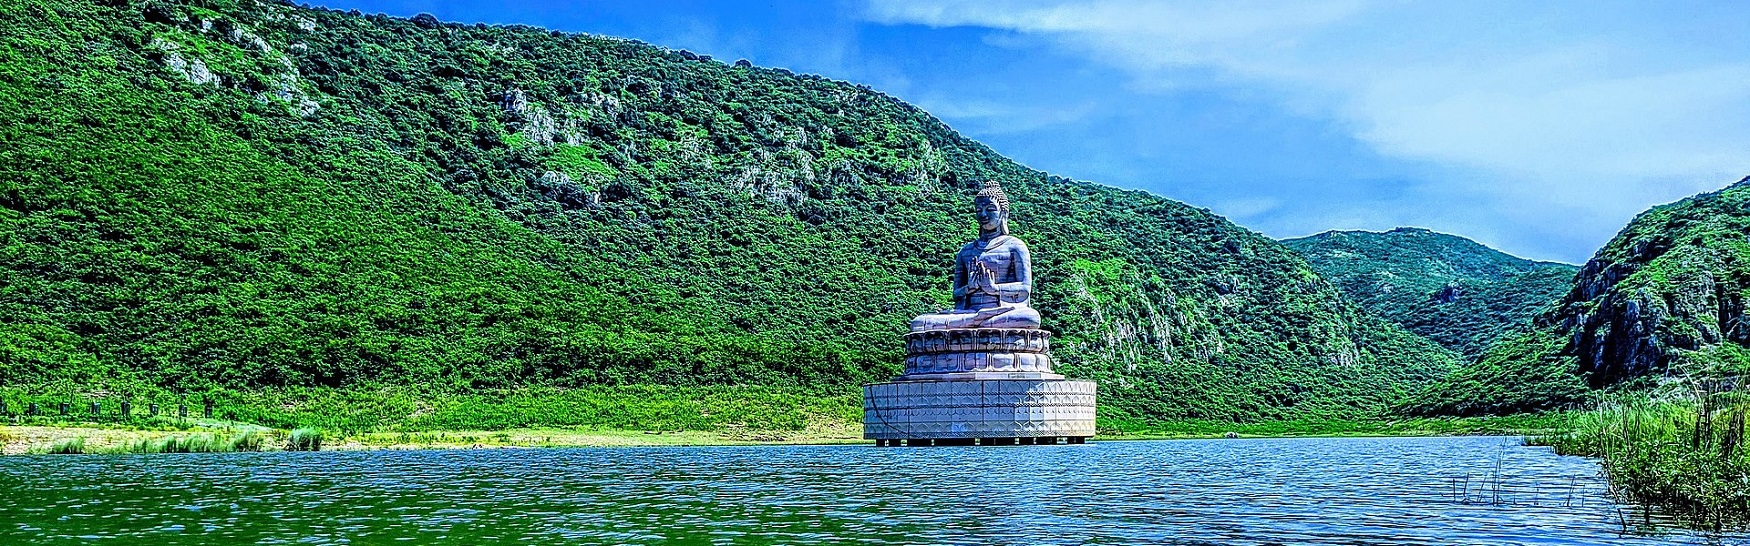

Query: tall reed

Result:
[103,431,267,454]
[1532,378,1750,528]
[287,428,323,451]
[47,437,85,454]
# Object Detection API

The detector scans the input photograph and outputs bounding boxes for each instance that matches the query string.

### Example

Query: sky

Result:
[312,0,1750,264]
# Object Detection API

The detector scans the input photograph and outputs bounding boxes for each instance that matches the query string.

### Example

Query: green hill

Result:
[0,0,1458,428]
[1403,178,1750,415]
[1281,228,1577,358]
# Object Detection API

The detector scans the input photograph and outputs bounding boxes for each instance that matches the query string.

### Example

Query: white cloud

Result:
[1210,197,1281,222]
[908,97,1102,134]
[865,0,1750,260]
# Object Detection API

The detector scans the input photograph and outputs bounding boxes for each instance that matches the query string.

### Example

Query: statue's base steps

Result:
[873,437,1087,447]
[862,379,1095,444]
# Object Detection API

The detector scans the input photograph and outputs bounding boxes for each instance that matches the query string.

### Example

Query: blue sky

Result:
[313,0,1750,264]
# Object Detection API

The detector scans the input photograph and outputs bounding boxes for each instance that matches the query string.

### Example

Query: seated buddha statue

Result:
[909,181,1043,332]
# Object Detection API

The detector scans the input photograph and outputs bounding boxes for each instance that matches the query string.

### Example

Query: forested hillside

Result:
[1282,228,1577,358]
[0,0,1459,424]
[1404,178,1750,415]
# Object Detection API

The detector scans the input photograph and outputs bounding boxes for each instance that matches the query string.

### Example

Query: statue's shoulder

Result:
[960,235,1028,255]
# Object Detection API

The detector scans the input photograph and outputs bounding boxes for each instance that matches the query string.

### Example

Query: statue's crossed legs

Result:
[909,303,1041,332]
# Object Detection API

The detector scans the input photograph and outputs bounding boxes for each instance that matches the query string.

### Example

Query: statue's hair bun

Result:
[976,180,1011,209]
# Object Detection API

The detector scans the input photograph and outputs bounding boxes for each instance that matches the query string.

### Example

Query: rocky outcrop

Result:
[149,38,219,86]
[146,11,319,116]
[1432,282,1463,304]
[1545,176,1750,387]
[1399,178,1750,416]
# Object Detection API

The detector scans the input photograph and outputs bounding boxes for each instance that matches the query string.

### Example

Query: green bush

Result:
[106,431,265,454]
[227,430,264,452]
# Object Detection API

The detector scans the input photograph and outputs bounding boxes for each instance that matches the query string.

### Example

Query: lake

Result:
[0,436,1740,545]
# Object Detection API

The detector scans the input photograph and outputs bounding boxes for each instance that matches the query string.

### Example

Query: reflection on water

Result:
[0,436,1741,545]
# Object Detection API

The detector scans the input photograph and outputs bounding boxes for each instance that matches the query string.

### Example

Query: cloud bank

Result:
[865,0,1750,262]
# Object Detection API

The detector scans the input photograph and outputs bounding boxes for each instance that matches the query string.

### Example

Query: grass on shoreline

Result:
[0,424,871,455]
[288,428,323,451]
[0,385,863,433]
[0,385,870,454]
[1100,413,1568,440]
[109,431,265,454]
[1530,385,1750,529]
[3,416,1550,456]
[1,385,1573,455]
[47,437,84,455]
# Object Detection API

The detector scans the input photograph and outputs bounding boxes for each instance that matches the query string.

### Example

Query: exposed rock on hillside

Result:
[1552,177,1750,387]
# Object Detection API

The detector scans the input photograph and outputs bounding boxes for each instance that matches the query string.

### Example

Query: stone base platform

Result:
[862,379,1096,442]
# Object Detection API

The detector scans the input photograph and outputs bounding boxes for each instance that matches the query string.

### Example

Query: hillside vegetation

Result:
[1282,228,1577,359]
[0,0,1458,426]
[1406,178,1750,415]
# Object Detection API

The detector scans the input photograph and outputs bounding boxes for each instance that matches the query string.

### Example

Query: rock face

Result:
[1546,177,1750,387]
[1432,283,1463,304]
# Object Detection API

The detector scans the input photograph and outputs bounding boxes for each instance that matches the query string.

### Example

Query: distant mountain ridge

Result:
[0,0,1458,422]
[1281,227,1578,358]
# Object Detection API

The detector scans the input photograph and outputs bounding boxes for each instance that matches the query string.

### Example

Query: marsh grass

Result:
[47,437,85,454]
[104,431,267,454]
[0,385,863,434]
[287,428,323,451]
[226,430,264,452]
[1101,413,1567,439]
[1532,378,1750,530]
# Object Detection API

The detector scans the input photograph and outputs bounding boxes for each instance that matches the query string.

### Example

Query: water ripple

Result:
[0,436,1741,545]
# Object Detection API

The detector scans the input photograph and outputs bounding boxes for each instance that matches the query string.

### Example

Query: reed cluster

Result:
[1532,379,1750,528]
[286,428,323,451]
[47,437,85,455]
[109,431,265,454]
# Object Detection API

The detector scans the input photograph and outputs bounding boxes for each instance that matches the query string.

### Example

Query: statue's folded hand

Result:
[968,262,998,295]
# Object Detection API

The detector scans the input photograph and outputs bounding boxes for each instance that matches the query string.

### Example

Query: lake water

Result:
[0,436,1740,545]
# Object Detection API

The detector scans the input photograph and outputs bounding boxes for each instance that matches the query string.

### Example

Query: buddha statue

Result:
[909,181,1043,332]
[868,180,1094,445]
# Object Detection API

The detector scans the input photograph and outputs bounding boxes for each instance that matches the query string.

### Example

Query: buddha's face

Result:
[974,196,1007,233]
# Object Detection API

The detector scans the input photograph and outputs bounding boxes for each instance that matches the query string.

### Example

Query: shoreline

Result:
[0,424,871,455]
[1,419,1556,455]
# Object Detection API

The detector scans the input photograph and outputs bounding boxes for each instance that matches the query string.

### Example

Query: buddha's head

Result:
[974,180,1011,236]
